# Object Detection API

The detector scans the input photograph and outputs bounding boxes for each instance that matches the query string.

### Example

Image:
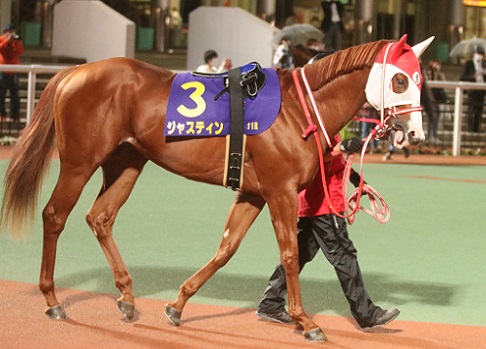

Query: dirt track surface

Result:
[1,280,485,349]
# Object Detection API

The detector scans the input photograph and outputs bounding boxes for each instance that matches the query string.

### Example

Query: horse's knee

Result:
[42,205,65,237]
[280,250,299,273]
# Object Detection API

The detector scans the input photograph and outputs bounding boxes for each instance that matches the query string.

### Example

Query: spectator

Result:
[0,24,24,121]
[306,38,325,53]
[321,0,344,51]
[358,102,379,152]
[195,49,232,74]
[460,46,486,132]
[273,36,294,69]
[426,60,449,141]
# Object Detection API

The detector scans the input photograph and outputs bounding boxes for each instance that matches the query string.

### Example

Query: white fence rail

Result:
[1,64,485,156]
[0,64,70,123]
[427,80,486,156]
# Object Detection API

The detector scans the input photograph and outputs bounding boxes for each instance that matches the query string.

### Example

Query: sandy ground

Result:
[1,280,485,349]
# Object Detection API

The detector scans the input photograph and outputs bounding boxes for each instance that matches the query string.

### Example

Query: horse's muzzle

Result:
[407,130,424,146]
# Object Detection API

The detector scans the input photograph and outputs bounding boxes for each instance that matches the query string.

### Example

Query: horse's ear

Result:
[412,36,435,58]
[388,34,408,61]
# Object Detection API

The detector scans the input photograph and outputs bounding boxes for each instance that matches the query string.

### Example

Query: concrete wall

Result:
[0,0,12,32]
[187,7,279,70]
[52,0,135,63]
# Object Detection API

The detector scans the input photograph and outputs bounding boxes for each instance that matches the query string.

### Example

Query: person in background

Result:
[460,46,486,132]
[256,135,400,330]
[195,49,232,74]
[321,0,344,51]
[306,38,326,54]
[273,36,294,70]
[426,60,449,141]
[0,24,24,121]
[359,102,379,153]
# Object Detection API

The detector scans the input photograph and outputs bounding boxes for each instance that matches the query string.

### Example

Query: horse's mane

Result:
[305,40,390,90]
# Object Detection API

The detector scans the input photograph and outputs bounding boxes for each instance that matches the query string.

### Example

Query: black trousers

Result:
[258,214,381,327]
[467,90,485,132]
[0,72,20,118]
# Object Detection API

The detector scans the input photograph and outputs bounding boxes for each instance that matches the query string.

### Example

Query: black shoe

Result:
[256,309,297,324]
[404,148,411,158]
[360,308,400,330]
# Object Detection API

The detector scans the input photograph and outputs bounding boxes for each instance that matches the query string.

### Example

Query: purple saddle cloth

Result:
[164,64,281,137]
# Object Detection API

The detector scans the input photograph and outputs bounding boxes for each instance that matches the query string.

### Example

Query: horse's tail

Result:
[0,66,77,238]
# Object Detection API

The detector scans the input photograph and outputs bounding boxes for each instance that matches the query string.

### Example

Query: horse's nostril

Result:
[408,131,422,145]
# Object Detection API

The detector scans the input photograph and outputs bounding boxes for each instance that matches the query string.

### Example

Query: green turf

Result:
[1,160,485,327]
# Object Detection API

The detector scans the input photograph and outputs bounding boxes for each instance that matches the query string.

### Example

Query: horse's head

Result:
[365,35,434,148]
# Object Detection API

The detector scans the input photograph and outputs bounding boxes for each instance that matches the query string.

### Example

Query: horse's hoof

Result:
[45,305,68,320]
[164,304,181,326]
[117,300,135,320]
[304,328,328,342]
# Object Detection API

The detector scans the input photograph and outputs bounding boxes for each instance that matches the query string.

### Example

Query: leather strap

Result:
[226,67,245,190]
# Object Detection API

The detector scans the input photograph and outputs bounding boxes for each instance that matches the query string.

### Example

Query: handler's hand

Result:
[340,137,363,153]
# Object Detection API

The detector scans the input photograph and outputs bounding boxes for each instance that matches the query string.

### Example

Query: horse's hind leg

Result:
[165,191,266,325]
[40,164,98,319]
[85,144,147,320]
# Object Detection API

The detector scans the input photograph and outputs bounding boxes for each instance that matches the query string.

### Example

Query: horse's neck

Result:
[302,64,370,139]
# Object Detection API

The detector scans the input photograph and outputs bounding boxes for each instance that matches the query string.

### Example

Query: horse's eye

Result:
[392,73,409,93]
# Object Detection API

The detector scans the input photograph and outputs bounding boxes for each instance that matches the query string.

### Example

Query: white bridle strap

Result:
[300,68,332,147]
[379,43,393,126]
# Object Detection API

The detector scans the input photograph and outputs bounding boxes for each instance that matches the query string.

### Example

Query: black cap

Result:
[476,46,485,55]
[2,23,15,33]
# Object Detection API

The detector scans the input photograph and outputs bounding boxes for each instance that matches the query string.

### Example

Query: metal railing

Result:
[0,64,71,123]
[1,64,485,156]
[427,80,486,156]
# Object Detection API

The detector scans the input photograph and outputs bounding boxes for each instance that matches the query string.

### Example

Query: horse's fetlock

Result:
[180,283,197,297]
[39,279,55,294]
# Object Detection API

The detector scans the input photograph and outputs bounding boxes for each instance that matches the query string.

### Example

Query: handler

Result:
[256,136,400,329]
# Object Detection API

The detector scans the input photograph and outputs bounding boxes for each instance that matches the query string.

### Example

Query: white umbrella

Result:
[449,37,486,58]
[273,24,324,47]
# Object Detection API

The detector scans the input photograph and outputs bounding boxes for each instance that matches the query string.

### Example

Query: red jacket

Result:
[298,133,346,217]
[298,153,346,217]
[0,34,24,70]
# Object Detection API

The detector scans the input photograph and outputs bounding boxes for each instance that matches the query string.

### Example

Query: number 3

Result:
[177,81,206,118]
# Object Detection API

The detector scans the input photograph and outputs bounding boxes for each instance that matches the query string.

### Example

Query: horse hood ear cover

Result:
[365,35,435,111]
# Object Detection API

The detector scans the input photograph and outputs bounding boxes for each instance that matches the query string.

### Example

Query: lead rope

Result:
[343,132,391,225]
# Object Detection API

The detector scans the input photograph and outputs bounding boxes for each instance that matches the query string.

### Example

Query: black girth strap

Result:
[226,67,245,190]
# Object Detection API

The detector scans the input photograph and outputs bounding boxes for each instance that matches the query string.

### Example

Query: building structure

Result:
[1,0,486,62]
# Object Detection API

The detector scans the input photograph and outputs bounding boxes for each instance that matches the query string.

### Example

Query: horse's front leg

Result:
[266,191,328,342]
[165,191,266,326]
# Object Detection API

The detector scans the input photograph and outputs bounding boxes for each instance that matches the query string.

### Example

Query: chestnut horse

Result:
[1,36,431,342]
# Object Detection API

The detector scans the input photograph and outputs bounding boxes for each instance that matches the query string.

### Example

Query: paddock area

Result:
[1,148,485,348]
